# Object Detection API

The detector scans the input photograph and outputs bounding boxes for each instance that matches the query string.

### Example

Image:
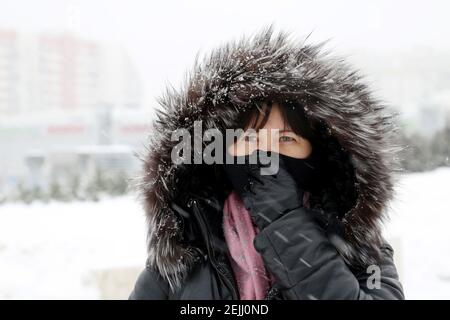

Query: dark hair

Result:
[239,99,318,141]
[236,96,326,151]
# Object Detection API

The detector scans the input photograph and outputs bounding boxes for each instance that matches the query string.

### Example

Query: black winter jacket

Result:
[129,25,405,300]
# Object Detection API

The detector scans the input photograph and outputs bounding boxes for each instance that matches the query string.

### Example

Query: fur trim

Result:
[136,24,404,291]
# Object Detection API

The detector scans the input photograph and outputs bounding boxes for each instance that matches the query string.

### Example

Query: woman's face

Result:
[228,103,312,159]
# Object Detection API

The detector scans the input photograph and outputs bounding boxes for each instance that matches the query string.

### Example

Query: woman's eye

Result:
[279,136,295,143]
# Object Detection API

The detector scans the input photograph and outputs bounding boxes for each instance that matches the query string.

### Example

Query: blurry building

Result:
[348,47,450,134]
[0,108,153,197]
[0,30,141,115]
[0,30,150,198]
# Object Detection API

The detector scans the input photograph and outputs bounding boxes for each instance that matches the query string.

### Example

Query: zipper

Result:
[215,257,239,296]
[189,197,239,300]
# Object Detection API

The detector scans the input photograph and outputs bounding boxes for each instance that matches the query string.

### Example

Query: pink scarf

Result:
[222,190,310,300]
[222,191,275,300]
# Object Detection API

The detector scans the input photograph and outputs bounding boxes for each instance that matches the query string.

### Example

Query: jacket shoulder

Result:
[356,238,405,300]
[129,263,170,300]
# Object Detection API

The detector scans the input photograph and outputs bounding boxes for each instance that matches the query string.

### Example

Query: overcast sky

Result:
[1,0,449,114]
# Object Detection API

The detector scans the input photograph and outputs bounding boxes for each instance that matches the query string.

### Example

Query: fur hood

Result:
[137,25,404,291]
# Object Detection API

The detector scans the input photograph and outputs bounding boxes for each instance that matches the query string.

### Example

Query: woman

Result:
[129,26,405,300]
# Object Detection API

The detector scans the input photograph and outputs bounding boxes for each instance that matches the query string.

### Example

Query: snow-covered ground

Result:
[0,196,148,299]
[0,168,449,299]
[384,167,450,299]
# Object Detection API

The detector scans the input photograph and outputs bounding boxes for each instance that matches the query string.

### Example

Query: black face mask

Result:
[279,144,328,193]
[222,146,328,197]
